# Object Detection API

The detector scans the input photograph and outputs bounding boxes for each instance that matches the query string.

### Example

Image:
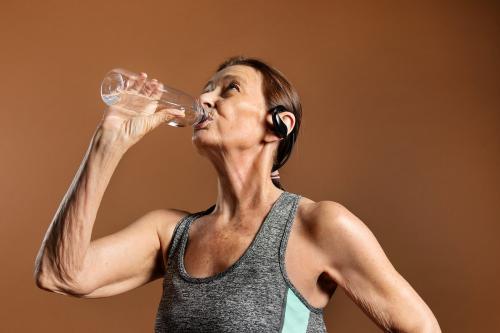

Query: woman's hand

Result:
[98,72,185,152]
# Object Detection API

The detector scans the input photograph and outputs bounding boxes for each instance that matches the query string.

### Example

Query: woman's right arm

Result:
[34,73,188,298]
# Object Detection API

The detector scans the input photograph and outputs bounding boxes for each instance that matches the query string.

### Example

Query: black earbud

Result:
[270,105,289,139]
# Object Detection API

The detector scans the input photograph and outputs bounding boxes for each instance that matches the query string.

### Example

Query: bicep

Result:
[75,209,186,298]
[316,202,435,332]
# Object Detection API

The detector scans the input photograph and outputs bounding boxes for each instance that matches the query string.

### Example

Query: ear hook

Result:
[270,105,289,139]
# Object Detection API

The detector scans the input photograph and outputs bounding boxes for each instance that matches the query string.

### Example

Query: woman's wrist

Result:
[91,123,129,157]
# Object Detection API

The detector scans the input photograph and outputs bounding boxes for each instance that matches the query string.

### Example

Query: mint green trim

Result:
[281,288,311,332]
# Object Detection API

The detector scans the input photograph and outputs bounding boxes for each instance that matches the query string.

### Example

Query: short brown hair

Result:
[216,56,302,190]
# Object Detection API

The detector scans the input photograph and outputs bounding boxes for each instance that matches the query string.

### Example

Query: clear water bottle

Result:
[100,68,210,127]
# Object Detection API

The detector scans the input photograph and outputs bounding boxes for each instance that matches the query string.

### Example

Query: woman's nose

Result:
[199,92,215,109]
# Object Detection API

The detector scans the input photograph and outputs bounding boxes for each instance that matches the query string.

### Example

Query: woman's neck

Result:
[207,148,284,221]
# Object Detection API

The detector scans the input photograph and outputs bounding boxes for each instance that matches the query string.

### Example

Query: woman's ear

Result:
[264,111,295,143]
[279,111,295,136]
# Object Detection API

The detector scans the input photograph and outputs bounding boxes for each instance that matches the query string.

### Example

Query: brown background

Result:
[1,0,498,331]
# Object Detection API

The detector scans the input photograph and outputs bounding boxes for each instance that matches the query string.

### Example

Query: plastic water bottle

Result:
[100,68,210,127]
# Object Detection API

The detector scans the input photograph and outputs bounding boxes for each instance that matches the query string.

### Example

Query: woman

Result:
[34,56,441,332]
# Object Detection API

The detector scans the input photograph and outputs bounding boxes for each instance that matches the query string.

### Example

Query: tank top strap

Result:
[250,191,301,260]
[166,205,216,262]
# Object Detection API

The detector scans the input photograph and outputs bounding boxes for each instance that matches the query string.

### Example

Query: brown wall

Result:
[1,0,498,331]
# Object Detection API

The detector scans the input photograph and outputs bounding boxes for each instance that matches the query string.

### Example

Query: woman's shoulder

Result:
[295,194,359,238]
[154,203,215,242]
[152,208,192,247]
[296,193,345,219]
[295,195,377,262]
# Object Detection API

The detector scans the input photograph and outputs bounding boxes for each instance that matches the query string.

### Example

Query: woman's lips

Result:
[194,118,212,130]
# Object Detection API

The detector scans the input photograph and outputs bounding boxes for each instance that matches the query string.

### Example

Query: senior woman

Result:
[34,56,441,332]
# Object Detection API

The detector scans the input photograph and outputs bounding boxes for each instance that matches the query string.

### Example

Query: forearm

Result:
[34,125,126,292]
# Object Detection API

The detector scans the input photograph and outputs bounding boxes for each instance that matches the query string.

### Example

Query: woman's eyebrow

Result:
[203,74,246,91]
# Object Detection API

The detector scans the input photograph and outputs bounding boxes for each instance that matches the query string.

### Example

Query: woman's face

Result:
[192,65,273,155]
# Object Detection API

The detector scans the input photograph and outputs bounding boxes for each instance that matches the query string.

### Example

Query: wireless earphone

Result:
[270,105,289,139]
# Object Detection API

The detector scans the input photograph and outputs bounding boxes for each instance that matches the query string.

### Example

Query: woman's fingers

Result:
[127,72,148,93]
[150,81,164,100]
[164,108,185,117]
[129,74,163,101]
[142,79,154,97]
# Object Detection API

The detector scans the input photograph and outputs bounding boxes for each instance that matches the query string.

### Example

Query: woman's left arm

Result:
[311,201,441,333]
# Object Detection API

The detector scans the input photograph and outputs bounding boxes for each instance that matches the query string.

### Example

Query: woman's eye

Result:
[227,81,240,92]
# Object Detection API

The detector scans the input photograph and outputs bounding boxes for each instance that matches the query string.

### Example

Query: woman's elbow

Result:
[391,312,442,333]
[418,316,442,333]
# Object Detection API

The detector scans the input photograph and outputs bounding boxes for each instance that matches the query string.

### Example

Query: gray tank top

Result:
[154,191,328,332]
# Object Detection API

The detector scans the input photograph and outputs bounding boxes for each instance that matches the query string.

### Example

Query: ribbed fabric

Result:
[154,191,327,332]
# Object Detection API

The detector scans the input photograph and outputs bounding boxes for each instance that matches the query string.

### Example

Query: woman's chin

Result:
[191,135,220,157]
[192,131,213,147]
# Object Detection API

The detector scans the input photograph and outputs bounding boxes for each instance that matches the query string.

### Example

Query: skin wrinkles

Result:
[191,64,295,220]
[343,276,393,332]
[202,74,248,95]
